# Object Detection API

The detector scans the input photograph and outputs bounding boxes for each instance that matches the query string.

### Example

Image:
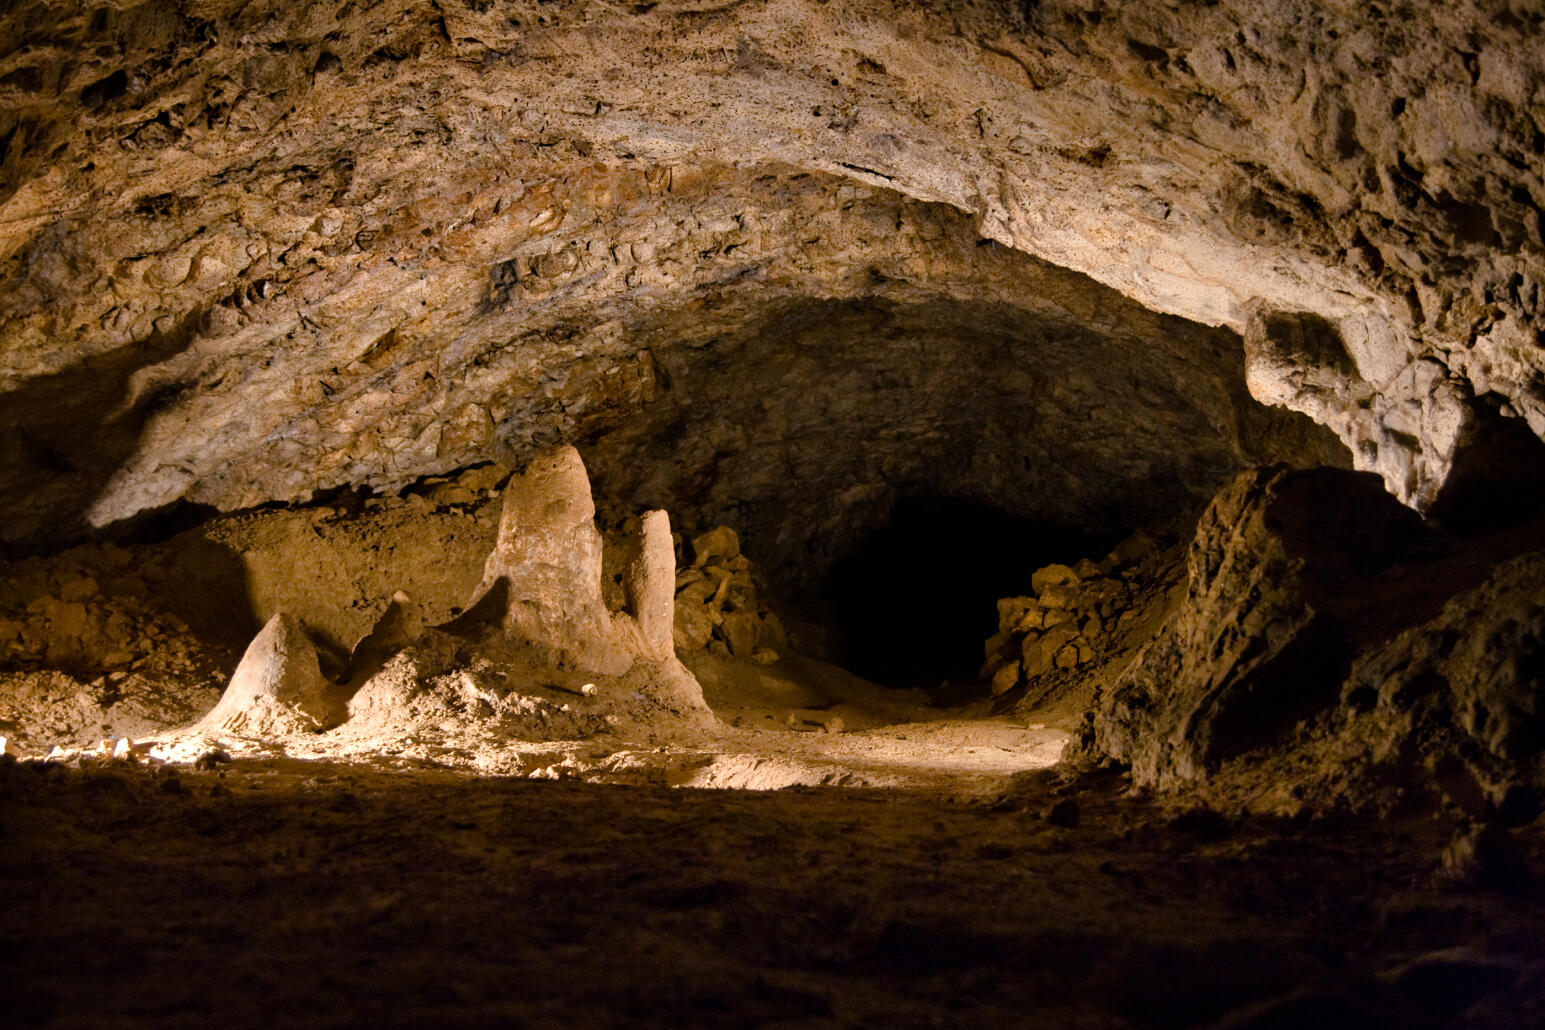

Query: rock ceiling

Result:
[1,0,1541,554]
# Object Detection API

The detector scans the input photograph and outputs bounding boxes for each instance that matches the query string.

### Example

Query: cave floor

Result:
[3,758,1542,1030]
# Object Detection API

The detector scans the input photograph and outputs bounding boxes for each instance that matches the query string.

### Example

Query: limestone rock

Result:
[473,446,621,669]
[1346,548,1545,771]
[344,592,424,686]
[1031,564,1079,594]
[691,527,741,569]
[672,590,717,653]
[990,661,1021,698]
[1,0,1399,574]
[623,509,675,660]
[1037,582,1081,611]
[196,613,340,738]
[1081,465,1435,788]
[720,612,761,659]
[997,597,1038,632]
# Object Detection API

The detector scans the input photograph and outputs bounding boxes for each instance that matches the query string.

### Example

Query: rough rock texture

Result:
[584,291,1344,592]
[1343,551,1545,806]
[20,0,1529,557]
[1082,465,1440,789]
[470,444,683,677]
[983,533,1166,696]
[669,524,787,662]
[1078,464,1545,814]
[196,611,339,736]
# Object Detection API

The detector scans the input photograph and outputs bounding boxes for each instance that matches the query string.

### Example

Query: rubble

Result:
[981,530,1162,698]
[671,526,788,663]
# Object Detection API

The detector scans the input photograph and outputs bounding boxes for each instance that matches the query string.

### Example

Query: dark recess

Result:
[822,496,1125,689]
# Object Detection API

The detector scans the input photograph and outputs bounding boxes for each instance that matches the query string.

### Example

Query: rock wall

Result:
[3,0,1539,548]
[1077,464,1545,814]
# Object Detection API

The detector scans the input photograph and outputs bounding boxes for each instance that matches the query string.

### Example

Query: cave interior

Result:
[3,1,1545,1027]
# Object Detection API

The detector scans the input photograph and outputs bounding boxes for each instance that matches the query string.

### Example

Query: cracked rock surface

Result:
[3,0,1540,548]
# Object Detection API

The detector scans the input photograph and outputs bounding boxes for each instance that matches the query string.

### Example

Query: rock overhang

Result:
[1,0,1541,550]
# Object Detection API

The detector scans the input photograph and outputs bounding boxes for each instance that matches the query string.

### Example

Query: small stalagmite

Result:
[196,613,341,737]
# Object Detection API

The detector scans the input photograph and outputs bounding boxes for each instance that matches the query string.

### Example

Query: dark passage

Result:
[822,496,1125,689]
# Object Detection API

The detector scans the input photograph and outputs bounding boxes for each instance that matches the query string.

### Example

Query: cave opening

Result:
[819,496,1126,689]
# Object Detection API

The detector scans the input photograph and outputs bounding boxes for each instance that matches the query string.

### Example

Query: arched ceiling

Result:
[0,0,1541,546]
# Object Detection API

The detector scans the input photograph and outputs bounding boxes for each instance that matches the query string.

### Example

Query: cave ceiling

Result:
[1,0,1542,553]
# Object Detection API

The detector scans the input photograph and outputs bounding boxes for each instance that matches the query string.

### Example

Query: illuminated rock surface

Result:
[2,2,1545,1025]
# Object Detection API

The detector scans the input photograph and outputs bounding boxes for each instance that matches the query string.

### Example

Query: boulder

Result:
[673,591,717,651]
[720,611,761,658]
[1031,563,1079,593]
[996,596,1038,632]
[990,661,1021,698]
[1037,582,1081,610]
[691,526,741,568]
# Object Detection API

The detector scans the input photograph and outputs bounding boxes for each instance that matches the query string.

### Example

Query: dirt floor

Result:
[3,754,1542,1030]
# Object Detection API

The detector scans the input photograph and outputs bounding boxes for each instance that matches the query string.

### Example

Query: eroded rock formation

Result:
[196,611,340,736]
[4,0,1542,553]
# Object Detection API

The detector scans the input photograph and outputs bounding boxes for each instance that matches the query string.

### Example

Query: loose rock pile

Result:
[0,546,226,748]
[980,532,1158,698]
[671,526,787,665]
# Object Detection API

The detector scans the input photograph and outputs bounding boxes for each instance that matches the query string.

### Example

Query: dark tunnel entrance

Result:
[820,496,1126,690]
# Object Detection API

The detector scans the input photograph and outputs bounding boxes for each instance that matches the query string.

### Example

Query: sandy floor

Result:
[3,754,1542,1030]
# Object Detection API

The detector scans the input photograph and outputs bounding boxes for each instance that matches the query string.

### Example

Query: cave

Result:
[822,497,1126,689]
[3,2,1545,1027]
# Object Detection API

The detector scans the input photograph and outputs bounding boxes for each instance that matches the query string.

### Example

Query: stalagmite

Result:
[196,613,340,738]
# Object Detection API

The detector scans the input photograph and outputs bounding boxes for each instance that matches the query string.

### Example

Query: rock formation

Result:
[670,525,787,663]
[10,0,1540,557]
[1074,464,1545,814]
[196,611,340,737]
[0,0,1542,816]
[469,444,682,677]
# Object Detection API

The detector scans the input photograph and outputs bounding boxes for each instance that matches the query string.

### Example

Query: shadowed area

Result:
[821,497,1125,688]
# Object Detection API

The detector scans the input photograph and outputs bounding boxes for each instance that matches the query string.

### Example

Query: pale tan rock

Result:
[345,591,424,685]
[691,526,741,569]
[0,0,1533,542]
[997,597,1038,633]
[1038,583,1081,611]
[623,509,674,659]
[720,611,761,658]
[1054,645,1080,670]
[751,647,780,665]
[1042,609,1074,630]
[474,446,622,671]
[672,592,716,652]
[1021,636,1053,679]
[1031,564,1079,593]
[197,613,340,738]
[990,661,1021,698]
[1014,608,1046,633]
